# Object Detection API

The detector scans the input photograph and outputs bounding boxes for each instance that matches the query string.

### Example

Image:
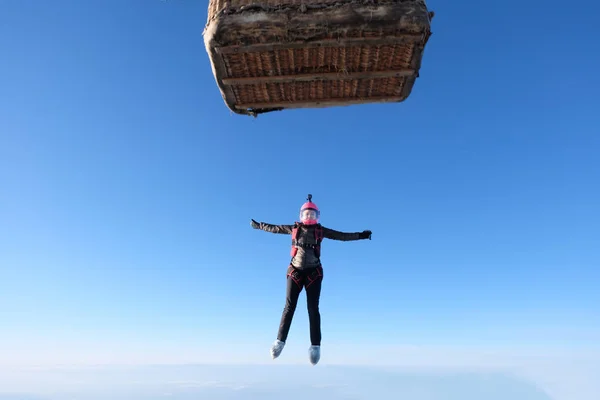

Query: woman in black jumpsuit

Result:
[251,195,372,365]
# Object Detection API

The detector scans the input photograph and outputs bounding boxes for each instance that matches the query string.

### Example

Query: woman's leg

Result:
[276,266,303,343]
[305,266,323,346]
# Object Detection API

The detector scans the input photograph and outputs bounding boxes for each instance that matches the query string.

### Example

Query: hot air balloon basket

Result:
[203,0,434,116]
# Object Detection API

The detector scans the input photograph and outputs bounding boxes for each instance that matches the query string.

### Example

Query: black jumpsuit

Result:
[253,221,369,346]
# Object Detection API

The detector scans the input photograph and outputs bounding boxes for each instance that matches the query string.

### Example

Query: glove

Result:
[359,230,372,240]
[251,219,260,229]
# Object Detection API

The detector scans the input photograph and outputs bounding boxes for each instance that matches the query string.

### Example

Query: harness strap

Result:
[290,223,323,258]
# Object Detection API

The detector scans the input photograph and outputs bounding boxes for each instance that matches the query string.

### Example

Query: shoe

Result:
[308,345,320,365]
[270,339,285,359]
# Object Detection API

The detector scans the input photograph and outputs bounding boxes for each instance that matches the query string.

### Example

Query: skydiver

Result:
[250,194,372,365]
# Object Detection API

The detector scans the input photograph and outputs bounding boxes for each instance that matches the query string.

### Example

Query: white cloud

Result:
[0,343,598,400]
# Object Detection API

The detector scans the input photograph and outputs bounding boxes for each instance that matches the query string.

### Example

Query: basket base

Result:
[204,1,434,116]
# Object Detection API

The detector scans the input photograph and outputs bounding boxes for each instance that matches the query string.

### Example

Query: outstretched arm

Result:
[250,219,294,234]
[322,226,372,241]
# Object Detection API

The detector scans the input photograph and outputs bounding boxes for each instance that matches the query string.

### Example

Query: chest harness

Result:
[290,223,324,258]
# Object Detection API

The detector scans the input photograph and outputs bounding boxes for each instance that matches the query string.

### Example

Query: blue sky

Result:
[1,0,599,378]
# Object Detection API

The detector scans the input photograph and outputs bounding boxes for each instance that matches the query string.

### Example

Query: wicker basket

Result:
[203,0,434,116]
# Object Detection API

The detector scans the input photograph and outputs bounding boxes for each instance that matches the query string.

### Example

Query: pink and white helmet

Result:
[299,194,320,225]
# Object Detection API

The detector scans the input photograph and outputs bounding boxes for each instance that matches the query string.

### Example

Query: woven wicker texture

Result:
[224,44,414,102]
[204,0,433,115]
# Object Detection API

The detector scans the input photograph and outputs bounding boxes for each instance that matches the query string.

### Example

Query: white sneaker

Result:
[270,339,285,359]
[308,345,320,365]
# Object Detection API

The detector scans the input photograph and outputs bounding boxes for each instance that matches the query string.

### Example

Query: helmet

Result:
[299,194,320,225]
